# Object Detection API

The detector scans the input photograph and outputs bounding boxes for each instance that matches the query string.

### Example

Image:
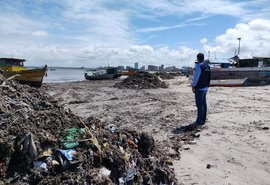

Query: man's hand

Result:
[192,86,195,93]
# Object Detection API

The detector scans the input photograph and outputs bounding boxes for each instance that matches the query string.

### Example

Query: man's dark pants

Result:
[195,89,207,125]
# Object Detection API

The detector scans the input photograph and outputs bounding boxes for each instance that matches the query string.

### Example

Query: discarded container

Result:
[128,139,138,148]
[134,137,139,144]
[33,161,47,170]
[59,149,76,161]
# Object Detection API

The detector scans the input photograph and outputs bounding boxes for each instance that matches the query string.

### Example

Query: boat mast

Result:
[237,37,241,55]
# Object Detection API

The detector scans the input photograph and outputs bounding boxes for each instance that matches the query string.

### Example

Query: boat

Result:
[210,78,248,87]
[188,56,270,87]
[84,67,120,80]
[189,75,247,87]
[0,58,47,87]
[210,56,270,85]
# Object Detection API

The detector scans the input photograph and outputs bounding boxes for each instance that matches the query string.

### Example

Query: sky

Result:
[0,0,270,68]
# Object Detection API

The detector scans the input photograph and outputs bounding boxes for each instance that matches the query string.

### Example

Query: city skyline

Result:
[1,0,270,67]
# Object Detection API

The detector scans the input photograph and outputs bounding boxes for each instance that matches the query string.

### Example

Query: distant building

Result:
[140,66,145,70]
[160,64,164,71]
[148,65,158,71]
[180,66,192,76]
[117,66,125,70]
[134,62,139,69]
[165,66,176,71]
[126,66,133,70]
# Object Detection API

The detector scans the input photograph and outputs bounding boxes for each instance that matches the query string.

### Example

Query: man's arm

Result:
[192,64,201,92]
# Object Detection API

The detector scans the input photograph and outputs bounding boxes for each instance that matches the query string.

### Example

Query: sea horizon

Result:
[44,68,86,83]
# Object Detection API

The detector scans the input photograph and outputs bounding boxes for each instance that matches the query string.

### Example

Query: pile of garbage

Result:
[0,80,178,184]
[155,72,174,80]
[114,72,168,89]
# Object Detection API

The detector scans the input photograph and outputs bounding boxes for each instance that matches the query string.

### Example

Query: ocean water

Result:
[44,68,86,83]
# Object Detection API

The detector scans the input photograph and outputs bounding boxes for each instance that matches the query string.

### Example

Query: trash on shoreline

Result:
[155,72,174,79]
[0,80,178,184]
[114,72,168,89]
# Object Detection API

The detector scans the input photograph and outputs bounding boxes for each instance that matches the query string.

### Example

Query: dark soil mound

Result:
[115,72,168,89]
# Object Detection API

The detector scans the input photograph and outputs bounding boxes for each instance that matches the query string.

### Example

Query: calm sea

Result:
[44,68,86,83]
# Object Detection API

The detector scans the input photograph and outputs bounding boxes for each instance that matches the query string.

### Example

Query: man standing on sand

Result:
[187,53,211,130]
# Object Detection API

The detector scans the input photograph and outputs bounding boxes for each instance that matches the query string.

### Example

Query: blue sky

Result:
[0,0,270,67]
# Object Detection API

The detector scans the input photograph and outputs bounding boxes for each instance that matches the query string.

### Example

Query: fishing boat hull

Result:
[3,66,47,87]
[210,78,247,87]
[84,67,120,80]
[84,73,120,80]
[211,67,270,84]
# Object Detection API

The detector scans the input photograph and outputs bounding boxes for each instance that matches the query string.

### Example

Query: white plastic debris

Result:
[99,167,111,176]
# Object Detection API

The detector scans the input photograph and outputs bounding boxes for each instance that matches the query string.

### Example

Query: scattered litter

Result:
[262,126,269,130]
[100,167,111,176]
[33,161,47,170]
[166,160,173,165]
[128,139,138,148]
[125,168,136,182]
[105,123,117,133]
[0,80,178,184]
[61,128,85,149]
[59,149,76,160]
[39,148,52,158]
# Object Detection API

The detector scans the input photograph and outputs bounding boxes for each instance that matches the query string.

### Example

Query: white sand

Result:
[44,76,270,185]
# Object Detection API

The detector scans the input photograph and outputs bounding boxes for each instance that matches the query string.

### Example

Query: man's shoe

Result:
[185,122,199,131]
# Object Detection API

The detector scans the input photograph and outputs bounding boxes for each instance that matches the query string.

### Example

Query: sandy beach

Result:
[43,76,270,185]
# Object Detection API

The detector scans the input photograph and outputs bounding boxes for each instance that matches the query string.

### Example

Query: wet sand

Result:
[43,76,270,185]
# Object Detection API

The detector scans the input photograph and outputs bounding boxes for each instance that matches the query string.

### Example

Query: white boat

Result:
[189,75,247,87]
[210,78,247,87]
[84,68,120,80]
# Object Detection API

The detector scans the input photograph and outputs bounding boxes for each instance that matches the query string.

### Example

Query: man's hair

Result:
[197,53,204,62]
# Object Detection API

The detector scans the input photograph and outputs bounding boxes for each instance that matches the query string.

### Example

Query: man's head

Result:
[197,53,204,63]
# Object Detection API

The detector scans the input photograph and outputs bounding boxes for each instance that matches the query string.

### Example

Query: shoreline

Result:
[42,77,270,184]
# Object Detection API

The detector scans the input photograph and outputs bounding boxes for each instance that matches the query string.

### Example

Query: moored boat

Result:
[210,78,248,87]
[210,57,270,85]
[0,58,47,87]
[84,67,120,80]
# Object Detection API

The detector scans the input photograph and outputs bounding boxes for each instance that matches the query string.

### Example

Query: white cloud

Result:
[202,19,270,59]
[134,0,249,19]
[200,38,208,44]
[132,0,269,33]
[0,1,269,69]
[76,45,197,68]
[32,31,48,37]
[130,45,154,53]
